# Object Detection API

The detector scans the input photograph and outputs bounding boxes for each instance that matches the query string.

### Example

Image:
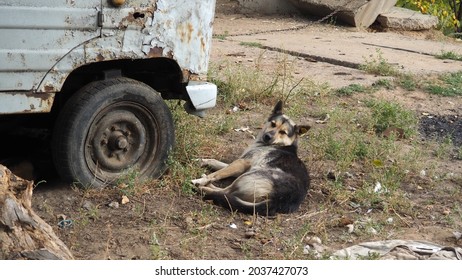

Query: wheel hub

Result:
[89,110,147,172]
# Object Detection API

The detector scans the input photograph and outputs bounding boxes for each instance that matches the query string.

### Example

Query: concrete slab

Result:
[288,0,397,28]
[377,7,439,30]
[214,18,462,75]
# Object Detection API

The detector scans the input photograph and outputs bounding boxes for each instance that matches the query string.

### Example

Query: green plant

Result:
[398,74,418,91]
[214,30,229,40]
[425,71,462,96]
[150,231,169,260]
[240,41,264,48]
[360,49,400,77]
[373,79,395,90]
[336,84,367,96]
[208,58,272,106]
[436,50,462,61]
[366,99,418,137]
[115,167,142,196]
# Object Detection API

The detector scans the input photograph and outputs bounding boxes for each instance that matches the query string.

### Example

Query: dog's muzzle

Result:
[263,132,274,144]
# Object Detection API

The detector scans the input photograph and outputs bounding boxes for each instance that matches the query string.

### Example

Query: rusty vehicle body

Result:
[0,0,217,187]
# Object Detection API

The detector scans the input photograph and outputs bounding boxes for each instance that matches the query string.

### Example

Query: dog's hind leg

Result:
[200,159,228,171]
[198,183,223,195]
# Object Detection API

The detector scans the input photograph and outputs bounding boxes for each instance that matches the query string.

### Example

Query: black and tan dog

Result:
[192,101,310,216]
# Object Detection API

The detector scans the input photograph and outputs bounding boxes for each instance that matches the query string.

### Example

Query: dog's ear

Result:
[295,125,311,136]
[272,100,283,116]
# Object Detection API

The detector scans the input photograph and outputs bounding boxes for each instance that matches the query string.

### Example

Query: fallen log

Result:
[0,164,73,259]
[288,0,398,28]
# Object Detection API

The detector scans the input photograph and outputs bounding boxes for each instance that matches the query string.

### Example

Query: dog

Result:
[192,100,311,216]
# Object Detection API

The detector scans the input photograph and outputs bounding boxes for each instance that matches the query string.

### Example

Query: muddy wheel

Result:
[52,77,174,188]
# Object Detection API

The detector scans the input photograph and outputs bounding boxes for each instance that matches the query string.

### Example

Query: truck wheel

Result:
[52,77,174,188]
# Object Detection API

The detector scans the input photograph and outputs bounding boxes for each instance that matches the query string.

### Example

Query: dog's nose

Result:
[263,133,272,143]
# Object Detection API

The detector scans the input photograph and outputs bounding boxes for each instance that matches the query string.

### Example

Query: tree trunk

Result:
[0,164,73,260]
[288,0,398,28]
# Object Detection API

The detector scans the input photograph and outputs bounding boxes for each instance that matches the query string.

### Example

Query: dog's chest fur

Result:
[241,144,305,178]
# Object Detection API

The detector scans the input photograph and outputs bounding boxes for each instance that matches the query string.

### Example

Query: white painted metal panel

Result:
[0,0,100,91]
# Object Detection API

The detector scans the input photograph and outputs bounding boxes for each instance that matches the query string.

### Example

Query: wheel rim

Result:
[84,101,159,183]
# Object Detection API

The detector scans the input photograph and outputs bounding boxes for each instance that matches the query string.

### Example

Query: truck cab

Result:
[0,0,217,187]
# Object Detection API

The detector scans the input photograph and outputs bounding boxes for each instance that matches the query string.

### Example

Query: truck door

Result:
[0,0,101,92]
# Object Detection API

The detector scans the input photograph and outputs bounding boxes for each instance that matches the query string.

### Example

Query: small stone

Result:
[121,195,130,205]
[453,231,462,240]
[82,200,94,210]
[305,236,322,245]
[56,214,67,221]
[245,229,256,238]
[303,245,311,254]
[346,224,354,233]
[108,201,119,209]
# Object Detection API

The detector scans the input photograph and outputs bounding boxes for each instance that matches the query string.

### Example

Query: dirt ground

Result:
[3,0,462,260]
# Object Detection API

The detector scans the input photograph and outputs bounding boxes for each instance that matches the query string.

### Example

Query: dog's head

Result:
[257,101,311,147]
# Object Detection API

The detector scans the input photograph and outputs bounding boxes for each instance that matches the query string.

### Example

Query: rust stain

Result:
[200,37,206,53]
[44,84,56,92]
[187,23,193,43]
[178,22,194,43]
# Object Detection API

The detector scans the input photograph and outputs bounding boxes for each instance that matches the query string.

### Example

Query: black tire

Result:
[52,77,174,188]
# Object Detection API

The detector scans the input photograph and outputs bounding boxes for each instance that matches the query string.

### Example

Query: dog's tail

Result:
[203,192,275,216]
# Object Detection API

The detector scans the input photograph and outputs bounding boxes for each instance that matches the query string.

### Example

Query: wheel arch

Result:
[52,57,187,112]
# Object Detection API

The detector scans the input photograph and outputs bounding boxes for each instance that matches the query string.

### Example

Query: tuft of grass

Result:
[435,50,462,61]
[115,168,142,196]
[360,49,400,77]
[373,79,395,90]
[336,84,367,96]
[208,52,323,107]
[366,99,418,137]
[160,103,206,195]
[214,31,229,40]
[425,71,462,96]
[240,41,264,48]
[397,74,417,91]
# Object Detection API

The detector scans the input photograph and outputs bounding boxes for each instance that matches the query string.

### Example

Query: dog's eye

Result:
[280,130,287,135]
[271,121,277,128]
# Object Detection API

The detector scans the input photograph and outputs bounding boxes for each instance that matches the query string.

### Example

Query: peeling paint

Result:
[0,92,54,114]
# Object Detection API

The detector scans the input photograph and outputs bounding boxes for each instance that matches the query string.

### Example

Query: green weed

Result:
[360,49,400,77]
[397,74,417,91]
[366,99,418,137]
[435,51,462,61]
[240,41,264,48]
[425,71,462,96]
[336,84,367,96]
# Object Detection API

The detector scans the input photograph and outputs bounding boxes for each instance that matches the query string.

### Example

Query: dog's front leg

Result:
[200,159,229,171]
[192,159,251,186]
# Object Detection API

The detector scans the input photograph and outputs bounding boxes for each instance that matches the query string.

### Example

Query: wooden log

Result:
[287,0,398,28]
[0,164,73,260]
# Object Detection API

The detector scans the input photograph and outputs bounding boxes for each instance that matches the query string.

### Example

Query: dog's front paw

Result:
[191,174,210,186]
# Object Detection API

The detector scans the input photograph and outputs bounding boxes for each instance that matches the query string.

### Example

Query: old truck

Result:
[0,0,217,187]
